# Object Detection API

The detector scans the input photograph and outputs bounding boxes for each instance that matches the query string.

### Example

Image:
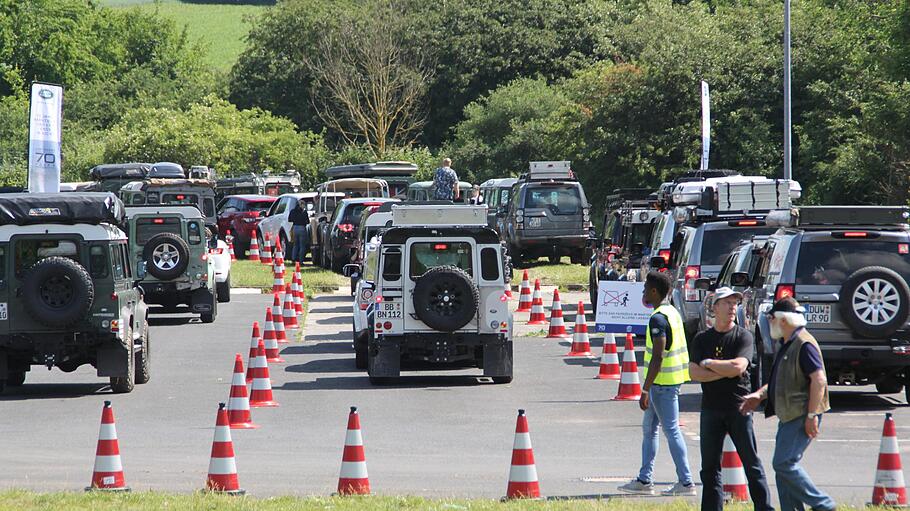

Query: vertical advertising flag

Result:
[700,80,710,171]
[28,82,64,193]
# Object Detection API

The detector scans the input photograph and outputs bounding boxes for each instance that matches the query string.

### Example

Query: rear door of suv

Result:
[521,183,585,237]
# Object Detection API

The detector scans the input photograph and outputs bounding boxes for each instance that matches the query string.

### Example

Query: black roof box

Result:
[797,206,910,227]
[90,163,152,181]
[149,162,186,179]
[325,161,418,179]
[0,192,125,226]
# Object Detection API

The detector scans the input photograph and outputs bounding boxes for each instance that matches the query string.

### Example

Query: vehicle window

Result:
[136,217,181,244]
[188,221,202,245]
[247,201,274,213]
[630,224,653,247]
[604,214,619,243]
[364,249,379,282]
[274,198,289,215]
[523,185,581,214]
[500,189,512,208]
[795,241,910,286]
[161,193,199,207]
[382,249,402,281]
[650,214,669,253]
[90,245,110,279]
[15,239,79,277]
[409,242,473,279]
[481,247,500,281]
[121,244,132,279]
[0,247,6,282]
[700,227,777,266]
[673,229,695,270]
[486,189,498,208]
[204,198,216,217]
[340,204,374,227]
[110,245,125,279]
[716,252,739,286]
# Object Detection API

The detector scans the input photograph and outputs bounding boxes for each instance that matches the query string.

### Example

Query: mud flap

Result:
[483,339,513,378]
[190,287,215,313]
[368,335,400,377]
[97,344,131,377]
[0,351,7,379]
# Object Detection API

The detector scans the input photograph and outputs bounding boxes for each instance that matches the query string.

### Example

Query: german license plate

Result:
[528,217,541,228]
[376,302,402,319]
[806,304,831,324]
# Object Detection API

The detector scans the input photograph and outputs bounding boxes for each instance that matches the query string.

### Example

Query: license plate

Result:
[376,302,402,319]
[806,304,831,324]
[528,217,541,228]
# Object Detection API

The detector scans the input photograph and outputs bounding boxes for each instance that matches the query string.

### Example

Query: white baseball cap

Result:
[713,286,743,301]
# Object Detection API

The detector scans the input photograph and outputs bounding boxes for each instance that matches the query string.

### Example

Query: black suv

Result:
[320,197,397,273]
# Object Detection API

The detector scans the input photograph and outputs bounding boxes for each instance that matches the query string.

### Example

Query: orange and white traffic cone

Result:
[86,401,129,492]
[545,289,569,339]
[246,321,261,383]
[249,340,279,407]
[872,412,908,506]
[262,308,285,363]
[612,333,642,401]
[527,279,547,325]
[722,435,748,502]
[226,354,258,430]
[517,270,532,312]
[282,289,299,331]
[248,235,260,262]
[505,409,540,499]
[337,406,370,495]
[505,283,514,301]
[293,272,304,315]
[225,230,236,262]
[272,268,285,295]
[261,233,273,265]
[272,294,288,345]
[566,302,593,356]
[205,403,245,495]
[595,333,621,380]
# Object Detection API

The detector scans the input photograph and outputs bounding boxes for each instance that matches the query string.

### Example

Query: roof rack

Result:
[324,161,418,179]
[781,206,910,229]
[670,176,800,223]
[518,161,575,182]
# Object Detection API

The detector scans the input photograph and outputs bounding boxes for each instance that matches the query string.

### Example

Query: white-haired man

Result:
[740,297,835,511]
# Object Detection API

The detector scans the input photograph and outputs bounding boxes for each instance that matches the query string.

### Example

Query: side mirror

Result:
[730,272,751,287]
[694,277,713,291]
[650,256,666,270]
[208,236,218,250]
[631,242,644,256]
[343,264,360,278]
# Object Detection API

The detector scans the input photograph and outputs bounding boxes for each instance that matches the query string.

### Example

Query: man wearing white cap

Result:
[690,287,773,511]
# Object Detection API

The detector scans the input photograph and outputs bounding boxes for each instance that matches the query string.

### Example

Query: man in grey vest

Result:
[740,297,835,511]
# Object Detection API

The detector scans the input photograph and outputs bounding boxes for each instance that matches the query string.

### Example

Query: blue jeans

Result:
[700,409,774,511]
[772,415,836,511]
[638,384,693,485]
[291,225,309,263]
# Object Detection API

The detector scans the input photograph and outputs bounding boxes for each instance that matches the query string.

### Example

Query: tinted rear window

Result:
[342,204,381,226]
[136,218,181,244]
[245,201,274,212]
[796,241,910,286]
[162,193,199,206]
[409,242,472,278]
[700,227,776,266]
[523,185,582,214]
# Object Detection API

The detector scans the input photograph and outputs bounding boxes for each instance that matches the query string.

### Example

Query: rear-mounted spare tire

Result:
[839,266,910,338]
[144,232,189,280]
[22,256,94,328]
[412,265,479,332]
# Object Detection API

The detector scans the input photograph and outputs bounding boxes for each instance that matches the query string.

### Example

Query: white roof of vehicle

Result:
[364,211,393,227]
[391,204,487,226]
[125,206,204,219]
[0,223,127,242]
[277,192,318,200]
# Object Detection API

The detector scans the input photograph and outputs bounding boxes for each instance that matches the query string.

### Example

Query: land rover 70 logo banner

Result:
[28,82,63,193]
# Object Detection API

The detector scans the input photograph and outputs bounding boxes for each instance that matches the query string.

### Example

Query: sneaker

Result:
[618,478,656,495]
[661,482,697,496]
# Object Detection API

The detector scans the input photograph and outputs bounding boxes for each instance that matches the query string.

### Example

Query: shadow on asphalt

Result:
[282,342,352,355]
[303,333,349,342]
[285,357,354,374]
[0,382,110,400]
[562,357,599,368]
[273,374,495,390]
[310,294,350,304]
[828,390,905,412]
[308,305,352,315]
[148,316,196,327]
[315,316,353,325]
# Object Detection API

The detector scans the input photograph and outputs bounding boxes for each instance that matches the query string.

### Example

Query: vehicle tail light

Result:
[583,208,590,222]
[433,244,449,251]
[364,202,383,207]
[658,249,671,266]
[359,303,369,310]
[375,295,383,303]
[375,322,382,329]
[900,244,909,255]
[729,220,763,227]
[500,293,509,302]
[383,321,392,330]
[110,292,118,300]
[775,284,795,301]
[515,209,524,224]
[338,223,354,233]
[843,231,868,237]
[153,218,164,224]
[110,320,119,333]
[684,265,701,301]
[176,194,185,200]
[201,253,208,261]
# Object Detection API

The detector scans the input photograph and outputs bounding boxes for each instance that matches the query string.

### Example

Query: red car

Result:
[216,194,277,257]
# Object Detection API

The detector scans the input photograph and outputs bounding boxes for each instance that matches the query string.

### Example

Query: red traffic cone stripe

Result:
[272,294,288,344]
[721,435,748,502]
[527,279,547,325]
[517,270,532,312]
[249,340,279,407]
[227,354,258,430]
[87,401,129,491]
[293,272,304,315]
[263,308,285,363]
[338,406,370,495]
[506,409,540,499]
[282,290,299,330]
[596,333,621,380]
[546,289,570,338]
[248,235,260,261]
[261,233,273,265]
[613,333,642,400]
[246,322,261,383]
[872,412,908,505]
[206,403,245,495]
[567,301,593,356]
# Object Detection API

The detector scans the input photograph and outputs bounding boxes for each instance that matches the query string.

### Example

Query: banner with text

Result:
[28,82,63,193]
[594,280,652,335]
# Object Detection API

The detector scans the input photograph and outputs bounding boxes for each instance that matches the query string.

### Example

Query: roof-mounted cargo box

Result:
[325,161,418,179]
[0,192,125,226]
[149,162,186,179]
[671,176,800,219]
[391,204,487,227]
[521,161,574,182]
[767,205,910,230]
[90,163,151,181]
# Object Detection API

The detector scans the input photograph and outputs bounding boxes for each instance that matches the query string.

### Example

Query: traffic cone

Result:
[872,413,908,506]
[225,230,236,262]
[248,235,260,262]
[545,289,570,339]
[261,233,273,265]
[205,403,245,495]
[226,354,258,430]
[337,406,370,495]
[567,301,593,356]
[505,409,540,499]
[527,279,547,325]
[505,283,514,301]
[595,333,621,380]
[272,267,285,294]
[246,322,261,383]
[612,333,642,401]
[722,435,748,502]
[262,308,284,363]
[272,293,288,344]
[517,270,532,312]
[282,289,299,331]
[249,340,279,407]
[86,401,129,492]
[292,272,304,315]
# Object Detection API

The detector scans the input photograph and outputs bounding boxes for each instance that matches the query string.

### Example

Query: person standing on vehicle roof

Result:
[432,158,460,201]
[288,198,310,264]
[740,297,835,511]
[619,271,696,497]
[690,287,774,511]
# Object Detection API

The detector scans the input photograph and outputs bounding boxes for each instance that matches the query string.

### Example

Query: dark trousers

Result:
[700,408,774,511]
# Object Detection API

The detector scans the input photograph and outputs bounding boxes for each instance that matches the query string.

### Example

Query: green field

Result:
[510,259,589,292]
[98,0,268,71]
[231,260,346,293]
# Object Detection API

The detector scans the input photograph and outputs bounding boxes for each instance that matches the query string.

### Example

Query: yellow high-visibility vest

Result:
[644,304,690,385]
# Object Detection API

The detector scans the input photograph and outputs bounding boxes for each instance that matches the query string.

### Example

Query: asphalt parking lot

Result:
[0,291,908,506]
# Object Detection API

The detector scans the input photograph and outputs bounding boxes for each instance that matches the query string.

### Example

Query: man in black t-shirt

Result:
[690,287,773,511]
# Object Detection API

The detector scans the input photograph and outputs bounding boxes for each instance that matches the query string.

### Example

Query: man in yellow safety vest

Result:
[619,271,695,496]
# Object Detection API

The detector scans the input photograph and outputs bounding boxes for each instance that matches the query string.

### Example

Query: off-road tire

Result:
[22,256,94,328]
[839,266,910,338]
[143,232,189,280]
[876,375,904,394]
[412,266,479,332]
[110,326,135,394]
[7,371,25,387]
[217,274,231,303]
[135,322,150,385]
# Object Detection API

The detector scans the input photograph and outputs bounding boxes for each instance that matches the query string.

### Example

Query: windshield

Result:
[700,227,776,266]
[409,242,472,278]
[523,185,581,214]
[796,240,910,286]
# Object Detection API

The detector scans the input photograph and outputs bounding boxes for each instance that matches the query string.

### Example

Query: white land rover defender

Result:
[364,204,513,384]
